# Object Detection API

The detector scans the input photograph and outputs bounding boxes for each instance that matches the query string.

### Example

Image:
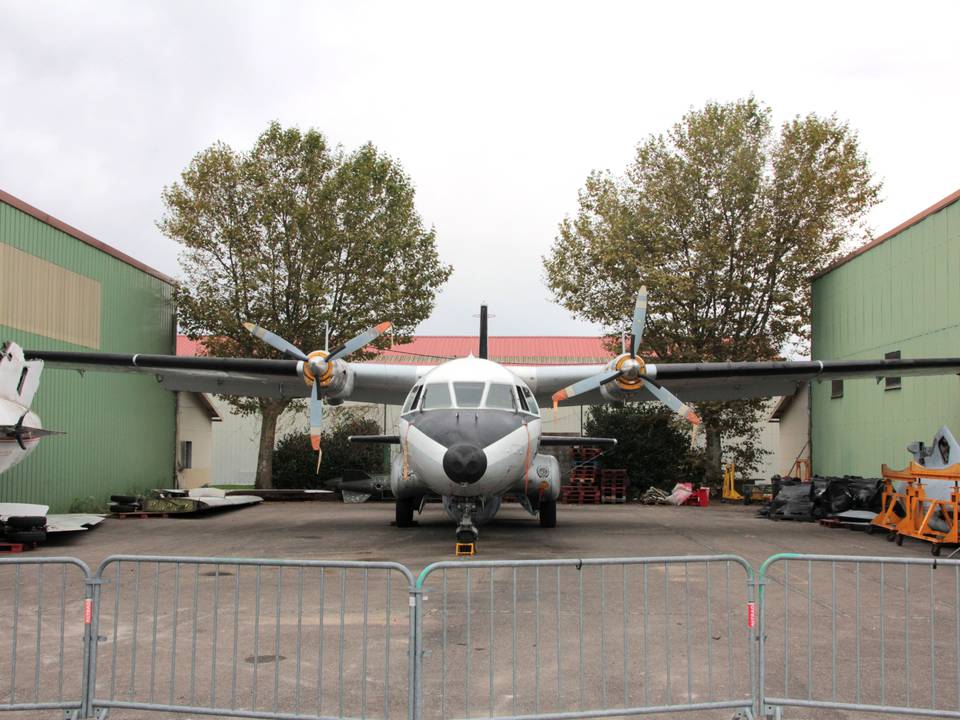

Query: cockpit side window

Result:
[522,386,540,414]
[453,382,485,408]
[421,383,453,410]
[516,385,529,412]
[402,385,423,414]
[486,383,515,410]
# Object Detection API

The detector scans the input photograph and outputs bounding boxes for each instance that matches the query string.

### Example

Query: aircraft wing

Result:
[517,357,960,406]
[23,350,429,405]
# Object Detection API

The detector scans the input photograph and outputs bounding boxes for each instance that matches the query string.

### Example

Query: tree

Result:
[160,122,451,488]
[273,409,385,489]
[544,97,880,486]
[584,404,702,494]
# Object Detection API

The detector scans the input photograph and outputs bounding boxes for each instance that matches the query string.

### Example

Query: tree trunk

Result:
[255,399,288,489]
[703,421,723,491]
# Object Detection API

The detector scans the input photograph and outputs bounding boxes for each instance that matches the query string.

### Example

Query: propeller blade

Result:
[552,369,622,409]
[631,286,647,358]
[243,322,309,361]
[327,321,393,362]
[644,379,701,425]
[309,382,324,452]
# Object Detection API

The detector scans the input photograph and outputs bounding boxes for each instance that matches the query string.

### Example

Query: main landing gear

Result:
[395,496,418,527]
[539,498,557,528]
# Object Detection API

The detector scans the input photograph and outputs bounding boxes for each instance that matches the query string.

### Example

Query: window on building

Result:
[831,379,843,399]
[885,350,901,390]
[180,440,193,469]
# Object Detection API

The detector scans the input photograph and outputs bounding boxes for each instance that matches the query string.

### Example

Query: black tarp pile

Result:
[759,475,883,521]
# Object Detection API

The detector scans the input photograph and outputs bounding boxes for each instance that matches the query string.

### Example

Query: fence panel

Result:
[91,556,416,720]
[759,553,960,719]
[0,557,93,715]
[415,555,756,720]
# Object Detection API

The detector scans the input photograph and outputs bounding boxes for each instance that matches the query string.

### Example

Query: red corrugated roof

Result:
[0,188,176,285]
[812,187,960,280]
[177,334,615,365]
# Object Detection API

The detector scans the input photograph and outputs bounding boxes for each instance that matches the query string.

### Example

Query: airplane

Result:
[20,287,960,543]
[0,341,61,474]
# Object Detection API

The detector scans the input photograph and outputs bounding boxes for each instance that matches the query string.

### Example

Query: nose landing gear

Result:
[452,497,480,547]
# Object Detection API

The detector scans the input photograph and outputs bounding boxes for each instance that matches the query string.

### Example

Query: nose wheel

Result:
[452,497,480,546]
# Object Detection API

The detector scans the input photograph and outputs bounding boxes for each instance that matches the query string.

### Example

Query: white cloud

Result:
[1,0,957,335]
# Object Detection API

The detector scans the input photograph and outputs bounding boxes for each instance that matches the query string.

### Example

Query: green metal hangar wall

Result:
[811,188,960,476]
[0,189,176,511]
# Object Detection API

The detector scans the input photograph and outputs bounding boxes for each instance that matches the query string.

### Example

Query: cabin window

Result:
[522,386,540,414]
[486,383,515,410]
[516,386,529,412]
[453,382,485,408]
[421,383,452,410]
[885,350,901,390]
[402,385,423,414]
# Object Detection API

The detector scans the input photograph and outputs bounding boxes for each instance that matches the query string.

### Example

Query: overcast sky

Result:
[2,1,958,336]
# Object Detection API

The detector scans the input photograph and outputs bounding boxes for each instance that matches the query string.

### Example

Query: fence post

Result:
[752,571,765,720]
[409,584,424,720]
[79,571,103,719]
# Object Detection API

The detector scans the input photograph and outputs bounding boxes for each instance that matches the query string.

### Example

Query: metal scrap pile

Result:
[759,476,883,521]
[639,487,671,505]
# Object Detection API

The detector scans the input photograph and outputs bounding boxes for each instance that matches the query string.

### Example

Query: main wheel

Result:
[895,533,904,546]
[395,497,416,527]
[539,499,557,528]
[932,544,943,557]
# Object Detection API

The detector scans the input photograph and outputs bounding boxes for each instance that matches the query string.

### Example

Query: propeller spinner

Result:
[244,320,393,467]
[551,286,700,425]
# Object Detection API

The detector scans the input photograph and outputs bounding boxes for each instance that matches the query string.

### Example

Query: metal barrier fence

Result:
[758,553,960,719]
[415,556,757,720]
[7,551,960,719]
[0,557,93,716]
[89,556,416,720]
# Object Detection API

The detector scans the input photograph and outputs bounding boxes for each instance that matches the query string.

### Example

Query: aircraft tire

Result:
[5,516,46,529]
[396,497,416,527]
[5,529,46,544]
[111,504,139,514]
[110,495,139,504]
[539,499,557,528]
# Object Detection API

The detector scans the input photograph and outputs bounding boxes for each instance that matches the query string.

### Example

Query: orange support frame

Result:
[871,464,914,534]
[884,462,960,555]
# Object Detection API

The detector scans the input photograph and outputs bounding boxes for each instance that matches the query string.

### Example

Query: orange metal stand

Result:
[892,462,960,555]
[871,464,913,535]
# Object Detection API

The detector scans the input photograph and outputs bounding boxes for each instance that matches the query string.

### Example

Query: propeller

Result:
[244,320,393,467]
[551,286,701,425]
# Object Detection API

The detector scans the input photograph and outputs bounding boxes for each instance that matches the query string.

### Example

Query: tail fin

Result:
[0,342,43,407]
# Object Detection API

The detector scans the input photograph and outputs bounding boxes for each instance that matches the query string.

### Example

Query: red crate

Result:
[683,487,710,507]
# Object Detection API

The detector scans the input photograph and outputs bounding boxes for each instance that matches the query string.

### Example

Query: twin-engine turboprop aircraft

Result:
[22,288,960,542]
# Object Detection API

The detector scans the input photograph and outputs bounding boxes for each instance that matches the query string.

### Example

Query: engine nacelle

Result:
[522,452,561,501]
[390,452,429,499]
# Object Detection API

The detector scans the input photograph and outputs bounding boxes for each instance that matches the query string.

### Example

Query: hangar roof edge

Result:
[0,188,176,286]
[812,187,960,282]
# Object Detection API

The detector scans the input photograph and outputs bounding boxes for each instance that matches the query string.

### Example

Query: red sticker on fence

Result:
[747,601,756,628]
[84,599,92,625]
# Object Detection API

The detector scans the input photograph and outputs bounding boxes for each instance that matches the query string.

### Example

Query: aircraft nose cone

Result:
[442,443,487,484]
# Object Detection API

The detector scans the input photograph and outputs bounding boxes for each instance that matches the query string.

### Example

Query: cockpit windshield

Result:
[485,383,515,410]
[421,383,453,410]
[453,382,484,408]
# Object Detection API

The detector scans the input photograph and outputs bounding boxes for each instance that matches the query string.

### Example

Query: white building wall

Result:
[176,393,216,489]
[773,386,811,477]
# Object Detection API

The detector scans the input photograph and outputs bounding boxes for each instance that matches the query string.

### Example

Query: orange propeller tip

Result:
[687,412,702,426]
[375,321,392,333]
[310,436,321,451]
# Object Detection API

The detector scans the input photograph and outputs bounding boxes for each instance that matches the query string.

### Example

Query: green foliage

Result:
[545,97,880,482]
[68,496,109,513]
[584,404,702,493]
[273,413,385,489]
[159,121,451,487]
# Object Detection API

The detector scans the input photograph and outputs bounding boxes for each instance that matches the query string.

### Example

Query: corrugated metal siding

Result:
[0,200,175,511]
[811,198,960,476]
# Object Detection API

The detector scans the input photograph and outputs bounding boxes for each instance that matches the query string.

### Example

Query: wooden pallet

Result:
[112,512,172,519]
[0,542,31,553]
